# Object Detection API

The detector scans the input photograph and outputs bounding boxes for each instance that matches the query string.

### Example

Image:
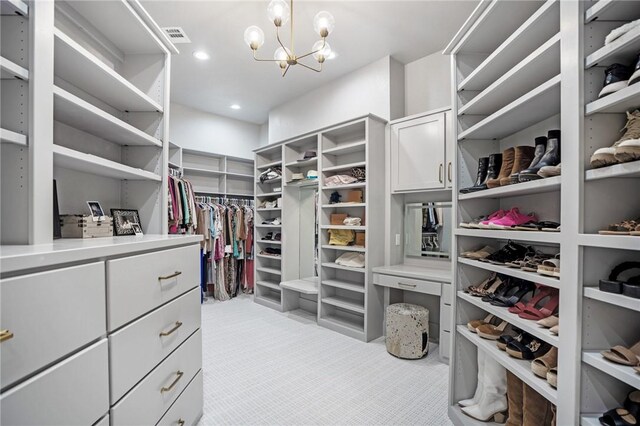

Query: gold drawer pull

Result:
[161,370,184,393]
[0,329,14,342]
[159,321,183,337]
[398,282,417,289]
[178,419,185,426]
[159,271,182,281]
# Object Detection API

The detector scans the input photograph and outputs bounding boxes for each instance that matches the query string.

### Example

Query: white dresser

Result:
[0,235,204,426]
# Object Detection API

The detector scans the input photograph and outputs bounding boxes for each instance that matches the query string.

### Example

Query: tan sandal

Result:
[476,321,509,340]
[600,219,639,235]
[538,254,560,278]
[462,245,497,260]
[537,315,559,328]
[547,367,558,388]
[532,347,558,378]
[550,324,559,335]
[467,314,495,332]
[602,340,640,366]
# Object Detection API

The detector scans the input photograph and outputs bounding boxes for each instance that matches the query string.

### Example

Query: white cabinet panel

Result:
[156,370,203,426]
[107,245,200,331]
[1,262,106,389]
[109,288,201,403]
[445,111,455,188]
[391,113,446,192]
[1,339,109,426]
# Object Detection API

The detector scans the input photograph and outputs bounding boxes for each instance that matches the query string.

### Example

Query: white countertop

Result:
[372,264,452,283]
[1,234,203,274]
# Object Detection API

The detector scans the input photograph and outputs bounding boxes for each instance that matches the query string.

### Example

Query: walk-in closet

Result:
[1,0,638,425]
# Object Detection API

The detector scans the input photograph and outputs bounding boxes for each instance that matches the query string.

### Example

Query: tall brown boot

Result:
[504,145,536,186]
[488,147,515,188]
[506,371,524,426]
[523,383,554,426]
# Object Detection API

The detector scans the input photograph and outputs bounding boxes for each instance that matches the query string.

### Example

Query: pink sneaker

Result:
[489,208,537,229]
[477,210,507,228]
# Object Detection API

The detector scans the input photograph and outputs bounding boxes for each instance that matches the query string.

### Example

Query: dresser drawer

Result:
[1,339,109,426]
[440,304,452,332]
[157,370,203,426]
[1,262,106,389]
[441,283,452,305]
[111,330,202,426]
[107,244,199,331]
[109,288,201,403]
[373,273,442,296]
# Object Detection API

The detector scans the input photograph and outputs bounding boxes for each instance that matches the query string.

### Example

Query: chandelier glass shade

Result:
[244,0,335,76]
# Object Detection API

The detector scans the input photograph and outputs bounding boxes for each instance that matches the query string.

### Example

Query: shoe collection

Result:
[261,217,281,225]
[591,109,640,169]
[602,339,640,371]
[597,53,640,99]
[462,242,561,279]
[259,247,281,257]
[599,216,640,237]
[262,232,281,241]
[460,208,561,233]
[599,261,640,300]
[598,391,640,426]
[460,130,561,194]
[259,167,282,183]
[258,198,281,209]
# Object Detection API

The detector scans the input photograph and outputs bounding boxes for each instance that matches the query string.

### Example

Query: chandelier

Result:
[244,0,335,77]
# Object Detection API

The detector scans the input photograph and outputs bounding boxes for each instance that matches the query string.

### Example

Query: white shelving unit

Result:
[182,148,254,198]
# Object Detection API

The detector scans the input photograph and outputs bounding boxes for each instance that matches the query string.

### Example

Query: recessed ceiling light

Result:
[193,50,209,60]
[230,104,241,110]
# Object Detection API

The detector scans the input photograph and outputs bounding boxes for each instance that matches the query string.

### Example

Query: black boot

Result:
[466,153,502,193]
[519,130,560,181]
[460,157,489,194]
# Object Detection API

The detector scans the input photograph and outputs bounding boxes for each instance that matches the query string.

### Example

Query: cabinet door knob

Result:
[159,321,183,337]
[158,271,182,281]
[0,329,14,342]
[448,162,452,183]
[161,370,184,393]
[439,164,443,184]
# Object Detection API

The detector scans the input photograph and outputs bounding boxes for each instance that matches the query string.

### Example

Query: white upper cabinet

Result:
[391,111,448,192]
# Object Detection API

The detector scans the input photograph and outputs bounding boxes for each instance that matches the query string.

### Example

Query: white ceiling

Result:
[142,1,478,124]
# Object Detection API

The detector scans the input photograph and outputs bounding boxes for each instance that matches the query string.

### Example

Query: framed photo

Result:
[87,201,105,222]
[131,223,143,236]
[111,209,141,236]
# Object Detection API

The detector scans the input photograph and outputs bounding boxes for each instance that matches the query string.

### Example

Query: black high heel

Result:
[491,281,535,307]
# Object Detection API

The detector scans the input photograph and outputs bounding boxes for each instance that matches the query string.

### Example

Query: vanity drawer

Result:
[441,283,452,305]
[111,330,202,426]
[1,339,109,426]
[1,262,106,389]
[109,288,201,403]
[107,244,199,331]
[440,304,452,332]
[157,370,203,426]
[374,273,441,296]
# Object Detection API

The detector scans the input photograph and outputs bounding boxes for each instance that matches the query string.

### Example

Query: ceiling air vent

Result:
[162,27,191,44]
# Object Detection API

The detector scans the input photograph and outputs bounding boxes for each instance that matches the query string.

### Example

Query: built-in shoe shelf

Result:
[322,279,365,294]
[0,128,27,146]
[321,245,366,253]
[457,257,561,290]
[321,262,366,274]
[586,161,640,181]
[1,0,28,16]
[459,176,561,200]
[321,296,365,314]
[256,280,281,291]
[583,287,640,313]
[582,351,640,389]
[585,0,640,23]
[0,56,28,80]
[455,228,562,244]
[585,25,640,69]
[585,82,640,115]
[577,234,640,250]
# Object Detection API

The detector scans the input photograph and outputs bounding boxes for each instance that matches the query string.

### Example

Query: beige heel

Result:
[493,411,507,423]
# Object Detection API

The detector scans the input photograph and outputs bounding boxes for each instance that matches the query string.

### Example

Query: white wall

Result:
[268,56,403,143]
[404,50,452,116]
[259,122,269,146]
[170,103,261,159]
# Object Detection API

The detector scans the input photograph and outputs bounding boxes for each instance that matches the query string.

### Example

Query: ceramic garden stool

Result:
[385,303,429,359]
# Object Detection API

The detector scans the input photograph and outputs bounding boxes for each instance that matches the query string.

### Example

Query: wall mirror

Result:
[298,186,319,280]
[404,202,452,259]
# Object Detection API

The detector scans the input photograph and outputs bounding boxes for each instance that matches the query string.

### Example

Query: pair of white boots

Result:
[459,350,508,422]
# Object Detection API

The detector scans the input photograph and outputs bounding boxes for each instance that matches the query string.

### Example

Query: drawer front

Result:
[107,244,199,331]
[441,283,452,305]
[157,370,203,426]
[374,273,441,296]
[111,330,202,426]
[1,339,109,426]
[440,304,452,332]
[1,262,106,388]
[110,288,201,403]
[439,330,451,360]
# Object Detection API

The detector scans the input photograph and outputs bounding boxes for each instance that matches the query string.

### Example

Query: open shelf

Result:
[584,286,640,312]
[323,140,366,155]
[583,351,640,389]
[257,177,282,184]
[182,167,224,176]
[586,82,640,115]
[320,225,366,231]
[285,158,317,167]
[52,144,161,181]
[457,326,558,404]
[256,280,281,291]
[586,25,640,68]
[586,0,640,22]
[255,293,282,309]
[577,234,640,250]
[256,267,282,276]
[256,192,282,198]
[1,0,28,16]
[586,161,640,181]
[256,160,282,170]
[0,128,27,146]
[256,253,281,260]
[322,279,365,294]
[460,34,560,116]
[459,176,561,200]
[458,257,561,289]
[54,28,162,112]
[53,86,161,147]
[321,203,367,209]
[256,240,282,245]
[321,245,366,253]
[581,415,601,426]
[280,279,318,295]
[322,296,365,314]
[320,313,364,335]
[455,228,562,244]
[458,291,559,346]
[458,75,561,141]
[322,161,366,173]
[321,262,366,274]
[0,56,28,80]
[321,182,366,190]
[256,208,281,212]
[458,0,559,92]
[255,224,282,229]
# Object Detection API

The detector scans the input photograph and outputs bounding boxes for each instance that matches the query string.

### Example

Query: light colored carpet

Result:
[199,295,452,426]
